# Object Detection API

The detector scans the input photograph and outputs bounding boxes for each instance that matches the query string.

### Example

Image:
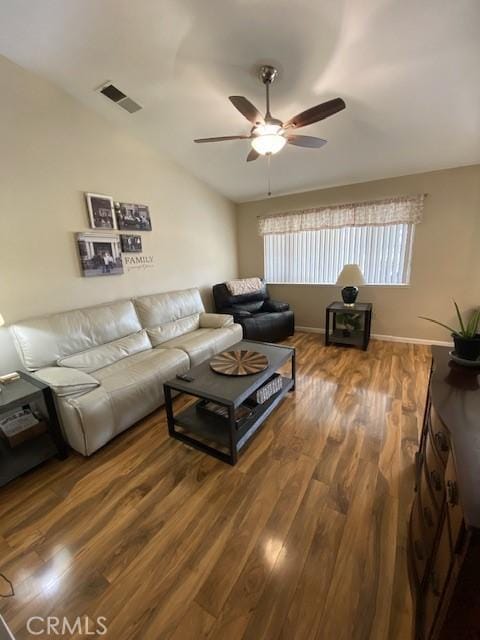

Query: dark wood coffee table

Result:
[163,340,295,465]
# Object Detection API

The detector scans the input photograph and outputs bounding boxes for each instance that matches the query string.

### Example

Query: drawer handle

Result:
[430,469,443,492]
[430,570,441,597]
[414,540,425,561]
[447,480,458,506]
[435,431,449,452]
[414,452,423,492]
[423,505,434,528]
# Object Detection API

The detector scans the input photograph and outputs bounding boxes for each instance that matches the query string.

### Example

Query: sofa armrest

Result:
[262,299,290,313]
[199,312,234,329]
[33,367,100,398]
[218,307,253,320]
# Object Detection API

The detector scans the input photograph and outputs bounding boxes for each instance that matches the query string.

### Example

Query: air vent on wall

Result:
[97,82,142,114]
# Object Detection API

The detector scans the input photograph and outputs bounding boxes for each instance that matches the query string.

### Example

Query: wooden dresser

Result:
[409,346,480,639]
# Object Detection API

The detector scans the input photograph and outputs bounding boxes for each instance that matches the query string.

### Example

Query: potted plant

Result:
[419,302,480,361]
[336,312,362,337]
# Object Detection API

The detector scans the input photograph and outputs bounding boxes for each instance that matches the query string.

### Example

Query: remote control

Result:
[176,373,194,382]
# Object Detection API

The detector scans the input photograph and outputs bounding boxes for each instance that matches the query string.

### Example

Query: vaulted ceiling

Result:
[1,0,479,201]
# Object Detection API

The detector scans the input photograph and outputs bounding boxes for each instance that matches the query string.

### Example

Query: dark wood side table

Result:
[0,372,67,487]
[325,301,373,351]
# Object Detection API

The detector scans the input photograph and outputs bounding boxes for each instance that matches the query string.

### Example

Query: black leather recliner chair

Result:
[212,279,294,342]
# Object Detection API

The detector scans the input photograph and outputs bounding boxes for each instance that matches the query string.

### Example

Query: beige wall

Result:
[0,56,238,373]
[237,165,480,342]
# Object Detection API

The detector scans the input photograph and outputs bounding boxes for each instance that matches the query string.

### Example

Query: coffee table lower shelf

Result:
[166,376,293,465]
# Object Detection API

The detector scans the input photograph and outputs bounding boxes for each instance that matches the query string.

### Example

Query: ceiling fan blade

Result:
[284,97,346,129]
[246,148,259,162]
[229,96,264,125]
[194,135,250,143]
[287,135,328,148]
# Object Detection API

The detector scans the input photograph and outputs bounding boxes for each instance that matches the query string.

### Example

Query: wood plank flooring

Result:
[0,333,431,640]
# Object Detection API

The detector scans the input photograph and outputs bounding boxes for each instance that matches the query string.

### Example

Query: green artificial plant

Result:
[419,301,480,338]
[336,312,362,335]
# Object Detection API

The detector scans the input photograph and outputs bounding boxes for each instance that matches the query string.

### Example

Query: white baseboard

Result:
[295,325,452,347]
[296,325,325,335]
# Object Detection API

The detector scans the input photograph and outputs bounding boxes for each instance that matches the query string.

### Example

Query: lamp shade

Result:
[336,264,366,287]
[0,314,4,328]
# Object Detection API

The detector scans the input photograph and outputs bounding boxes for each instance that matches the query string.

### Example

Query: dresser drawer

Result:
[430,407,450,464]
[422,517,452,640]
[445,455,465,553]
[420,461,441,550]
[425,431,445,508]
[412,350,479,640]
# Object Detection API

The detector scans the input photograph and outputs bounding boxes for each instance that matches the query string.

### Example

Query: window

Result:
[259,195,424,286]
[264,223,415,285]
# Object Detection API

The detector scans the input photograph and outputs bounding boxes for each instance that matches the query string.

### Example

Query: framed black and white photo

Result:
[76,232,123,277]
[120,234,142,253]
[85,193,117,229]
[115,202,152,231]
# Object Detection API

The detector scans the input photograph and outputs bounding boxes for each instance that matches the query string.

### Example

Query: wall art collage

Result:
[77,193,151,277]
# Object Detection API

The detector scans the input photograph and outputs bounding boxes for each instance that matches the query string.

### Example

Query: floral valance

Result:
[257,194,425,236]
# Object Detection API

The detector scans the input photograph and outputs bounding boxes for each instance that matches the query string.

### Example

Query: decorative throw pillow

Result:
[226,277,262,296]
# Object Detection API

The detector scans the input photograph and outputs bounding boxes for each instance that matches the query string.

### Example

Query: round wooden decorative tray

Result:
[210,350,269,376]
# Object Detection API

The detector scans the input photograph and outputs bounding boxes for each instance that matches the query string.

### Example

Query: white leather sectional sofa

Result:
[11,288,242,456]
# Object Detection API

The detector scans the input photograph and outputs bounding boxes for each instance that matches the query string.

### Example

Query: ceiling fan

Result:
[194,65,346,162]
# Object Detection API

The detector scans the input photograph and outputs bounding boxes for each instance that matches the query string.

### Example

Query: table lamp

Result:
[336,264,366,306]
[0,315,20,387]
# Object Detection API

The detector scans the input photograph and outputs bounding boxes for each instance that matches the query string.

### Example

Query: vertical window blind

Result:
[261,195,423,286]
[264,223,415,285]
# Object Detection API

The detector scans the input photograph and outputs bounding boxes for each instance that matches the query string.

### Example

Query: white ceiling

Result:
[1,0,479,202]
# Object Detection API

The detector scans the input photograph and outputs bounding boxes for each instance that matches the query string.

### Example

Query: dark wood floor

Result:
[0,333,431,640]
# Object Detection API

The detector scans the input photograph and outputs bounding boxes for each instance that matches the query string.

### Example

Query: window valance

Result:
[257,194,425,236]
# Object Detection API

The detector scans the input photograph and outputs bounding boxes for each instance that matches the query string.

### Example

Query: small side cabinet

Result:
[0,371,67,486]
[408,347,480,639]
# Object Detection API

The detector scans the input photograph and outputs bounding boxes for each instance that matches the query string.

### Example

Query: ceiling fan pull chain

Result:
[267,154,272,197]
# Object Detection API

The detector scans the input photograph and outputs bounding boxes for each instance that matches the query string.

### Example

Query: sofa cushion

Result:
[234,301,265,313]
[33,367,100,397]
[57,330,151,373]
[11,299,142,371]
[160,325,243,367]
[262,300,290,313]
[60,348,189,455]
[134,288,205,347]
[92,347,189,389]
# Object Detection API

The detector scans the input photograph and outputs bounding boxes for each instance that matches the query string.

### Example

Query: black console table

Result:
[325,301,373,351]
[0,372,67,487]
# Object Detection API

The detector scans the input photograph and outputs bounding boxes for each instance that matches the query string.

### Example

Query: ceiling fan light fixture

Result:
[251,131,286,155]
[254,123,282,136]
